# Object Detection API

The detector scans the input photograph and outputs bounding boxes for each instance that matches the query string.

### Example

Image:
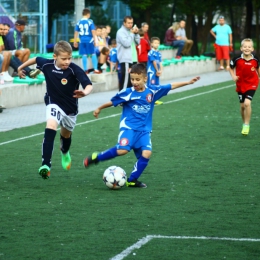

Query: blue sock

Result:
[97,146,118,161]
[91,54,98,70]
[128,156,150,182]
[82,55,87,71]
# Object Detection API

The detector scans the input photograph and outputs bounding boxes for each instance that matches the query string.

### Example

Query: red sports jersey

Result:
[230,55,260,93]
[136,38,151,63]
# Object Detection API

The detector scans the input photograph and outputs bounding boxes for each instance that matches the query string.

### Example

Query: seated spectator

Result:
[175,20,193,56]
[136,28,151,66]
[5,19,30,62]
[87,46,110,73]
[0,22,40,79]
[164,22,185,59]
[0,23,13,82]
[105,25,111,46]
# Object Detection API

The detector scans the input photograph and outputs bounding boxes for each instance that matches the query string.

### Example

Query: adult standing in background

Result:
[141,22,150,43]
[210,16,233,71]
[116,16,140,90]
[175,20,193,56]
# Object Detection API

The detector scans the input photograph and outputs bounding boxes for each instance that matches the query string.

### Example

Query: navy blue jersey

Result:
[111,84,171,132]
[36,57,92,115]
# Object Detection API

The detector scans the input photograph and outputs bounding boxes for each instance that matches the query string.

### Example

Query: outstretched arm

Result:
[93,101,113,118]
[171,76,200,90]
[73,84,93,98]
[18,57,37,78]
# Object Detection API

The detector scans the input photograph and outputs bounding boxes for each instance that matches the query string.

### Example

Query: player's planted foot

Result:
[38,165,51,179]
[126,179,147,188]
[83,152,99,168]
[241,124,250,135]
[61,151,71,170]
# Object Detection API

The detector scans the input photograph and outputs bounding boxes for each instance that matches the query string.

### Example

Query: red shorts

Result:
[216,45,230,60]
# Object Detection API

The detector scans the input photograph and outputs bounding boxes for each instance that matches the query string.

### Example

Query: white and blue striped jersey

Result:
[111,84,171,132]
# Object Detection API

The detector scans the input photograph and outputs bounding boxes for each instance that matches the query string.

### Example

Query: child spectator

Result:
[107,39,121,88]
[136,29,151,66]
[147,37,162,85]
[17,41,93,179]
[74,8,99,74]
[229,38,260,135]
[83,63,200,188]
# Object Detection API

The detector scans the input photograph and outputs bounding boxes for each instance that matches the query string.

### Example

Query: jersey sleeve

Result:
[36,57,48,70]
[153,84,171,101]
[71,63,92,88]
[230,56,239,69]
[110,89,129,106]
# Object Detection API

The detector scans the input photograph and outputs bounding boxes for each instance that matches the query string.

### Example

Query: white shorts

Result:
[46,104,77,132]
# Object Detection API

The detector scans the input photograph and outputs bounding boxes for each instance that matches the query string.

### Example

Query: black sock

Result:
[98,63,103,71]
[60,134,71,154]
[42,128,56,168]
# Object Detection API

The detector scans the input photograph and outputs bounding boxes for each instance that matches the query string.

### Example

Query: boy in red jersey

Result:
[136,29,150,66]
[229,38,260,135]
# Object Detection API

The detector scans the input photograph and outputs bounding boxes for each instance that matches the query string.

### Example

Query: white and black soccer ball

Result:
[103,166,127,189]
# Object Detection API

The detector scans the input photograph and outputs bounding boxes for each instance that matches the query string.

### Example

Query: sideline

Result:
[0,84,233,146]
[110,234,260,260]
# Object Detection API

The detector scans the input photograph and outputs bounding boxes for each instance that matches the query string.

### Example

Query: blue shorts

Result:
[79,42,95,55]
[117,129,152,159]
[147,72,159,85]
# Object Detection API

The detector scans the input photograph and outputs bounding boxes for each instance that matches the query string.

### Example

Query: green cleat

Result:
[241,124,250,136]
[126,179,147,188]
[83,152,99,168]
[61,151,71,170]
[38,165,51,179]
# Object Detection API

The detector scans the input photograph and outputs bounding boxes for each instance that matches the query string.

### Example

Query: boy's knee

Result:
[142,150,152,158]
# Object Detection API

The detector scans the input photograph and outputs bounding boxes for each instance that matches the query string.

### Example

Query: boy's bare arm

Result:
[93,101,113,118]
[229,67,239,82]
[171,76,200,90]
[18,57,37,78]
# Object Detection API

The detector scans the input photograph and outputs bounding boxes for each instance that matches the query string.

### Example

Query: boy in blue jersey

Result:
[83,63,199,188]
[147,37,164,105]
[147,37,162,85]
[17,41,93,179]
[108,39,121,86]
[73,8,99,74]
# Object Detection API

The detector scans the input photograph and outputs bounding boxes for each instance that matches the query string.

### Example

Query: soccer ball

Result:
[103,166,127,189]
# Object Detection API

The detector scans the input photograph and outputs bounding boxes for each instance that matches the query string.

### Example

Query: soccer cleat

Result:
[29,69,41,78]
[241,124,250,135]
[155,100,163,105]
[38,165,51,179]
[126,179,147,188]
[83,152,99,168]
[94,70,102,74]
[61,151,71,170]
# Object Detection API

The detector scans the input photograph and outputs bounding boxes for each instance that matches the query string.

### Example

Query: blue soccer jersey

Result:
[75,18,95,43]
[111,84,171,132]
[36,57,92,115]
[109,47,120,70]
[147,49,162,85]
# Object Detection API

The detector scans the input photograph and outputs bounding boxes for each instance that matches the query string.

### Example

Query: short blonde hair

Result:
[54,41,72,55]
[241,38,254,47]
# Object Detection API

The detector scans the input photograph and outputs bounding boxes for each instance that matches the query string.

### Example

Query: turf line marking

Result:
[0,84,233,146]
[110,234,260,260]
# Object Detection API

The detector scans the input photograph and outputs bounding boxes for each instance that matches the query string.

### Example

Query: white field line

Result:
[110,234,260,260]
[0,84,233,147]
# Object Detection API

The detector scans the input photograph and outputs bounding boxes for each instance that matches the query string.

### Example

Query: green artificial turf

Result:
[0,80,259,260]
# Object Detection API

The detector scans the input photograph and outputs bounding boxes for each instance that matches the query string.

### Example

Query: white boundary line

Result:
[110,234,260,260]
[0,84,233,146]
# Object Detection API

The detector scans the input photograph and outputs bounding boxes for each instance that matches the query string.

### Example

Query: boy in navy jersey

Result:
[229,38,260,135]
[17,41,93,179]
[83,63,199,188]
